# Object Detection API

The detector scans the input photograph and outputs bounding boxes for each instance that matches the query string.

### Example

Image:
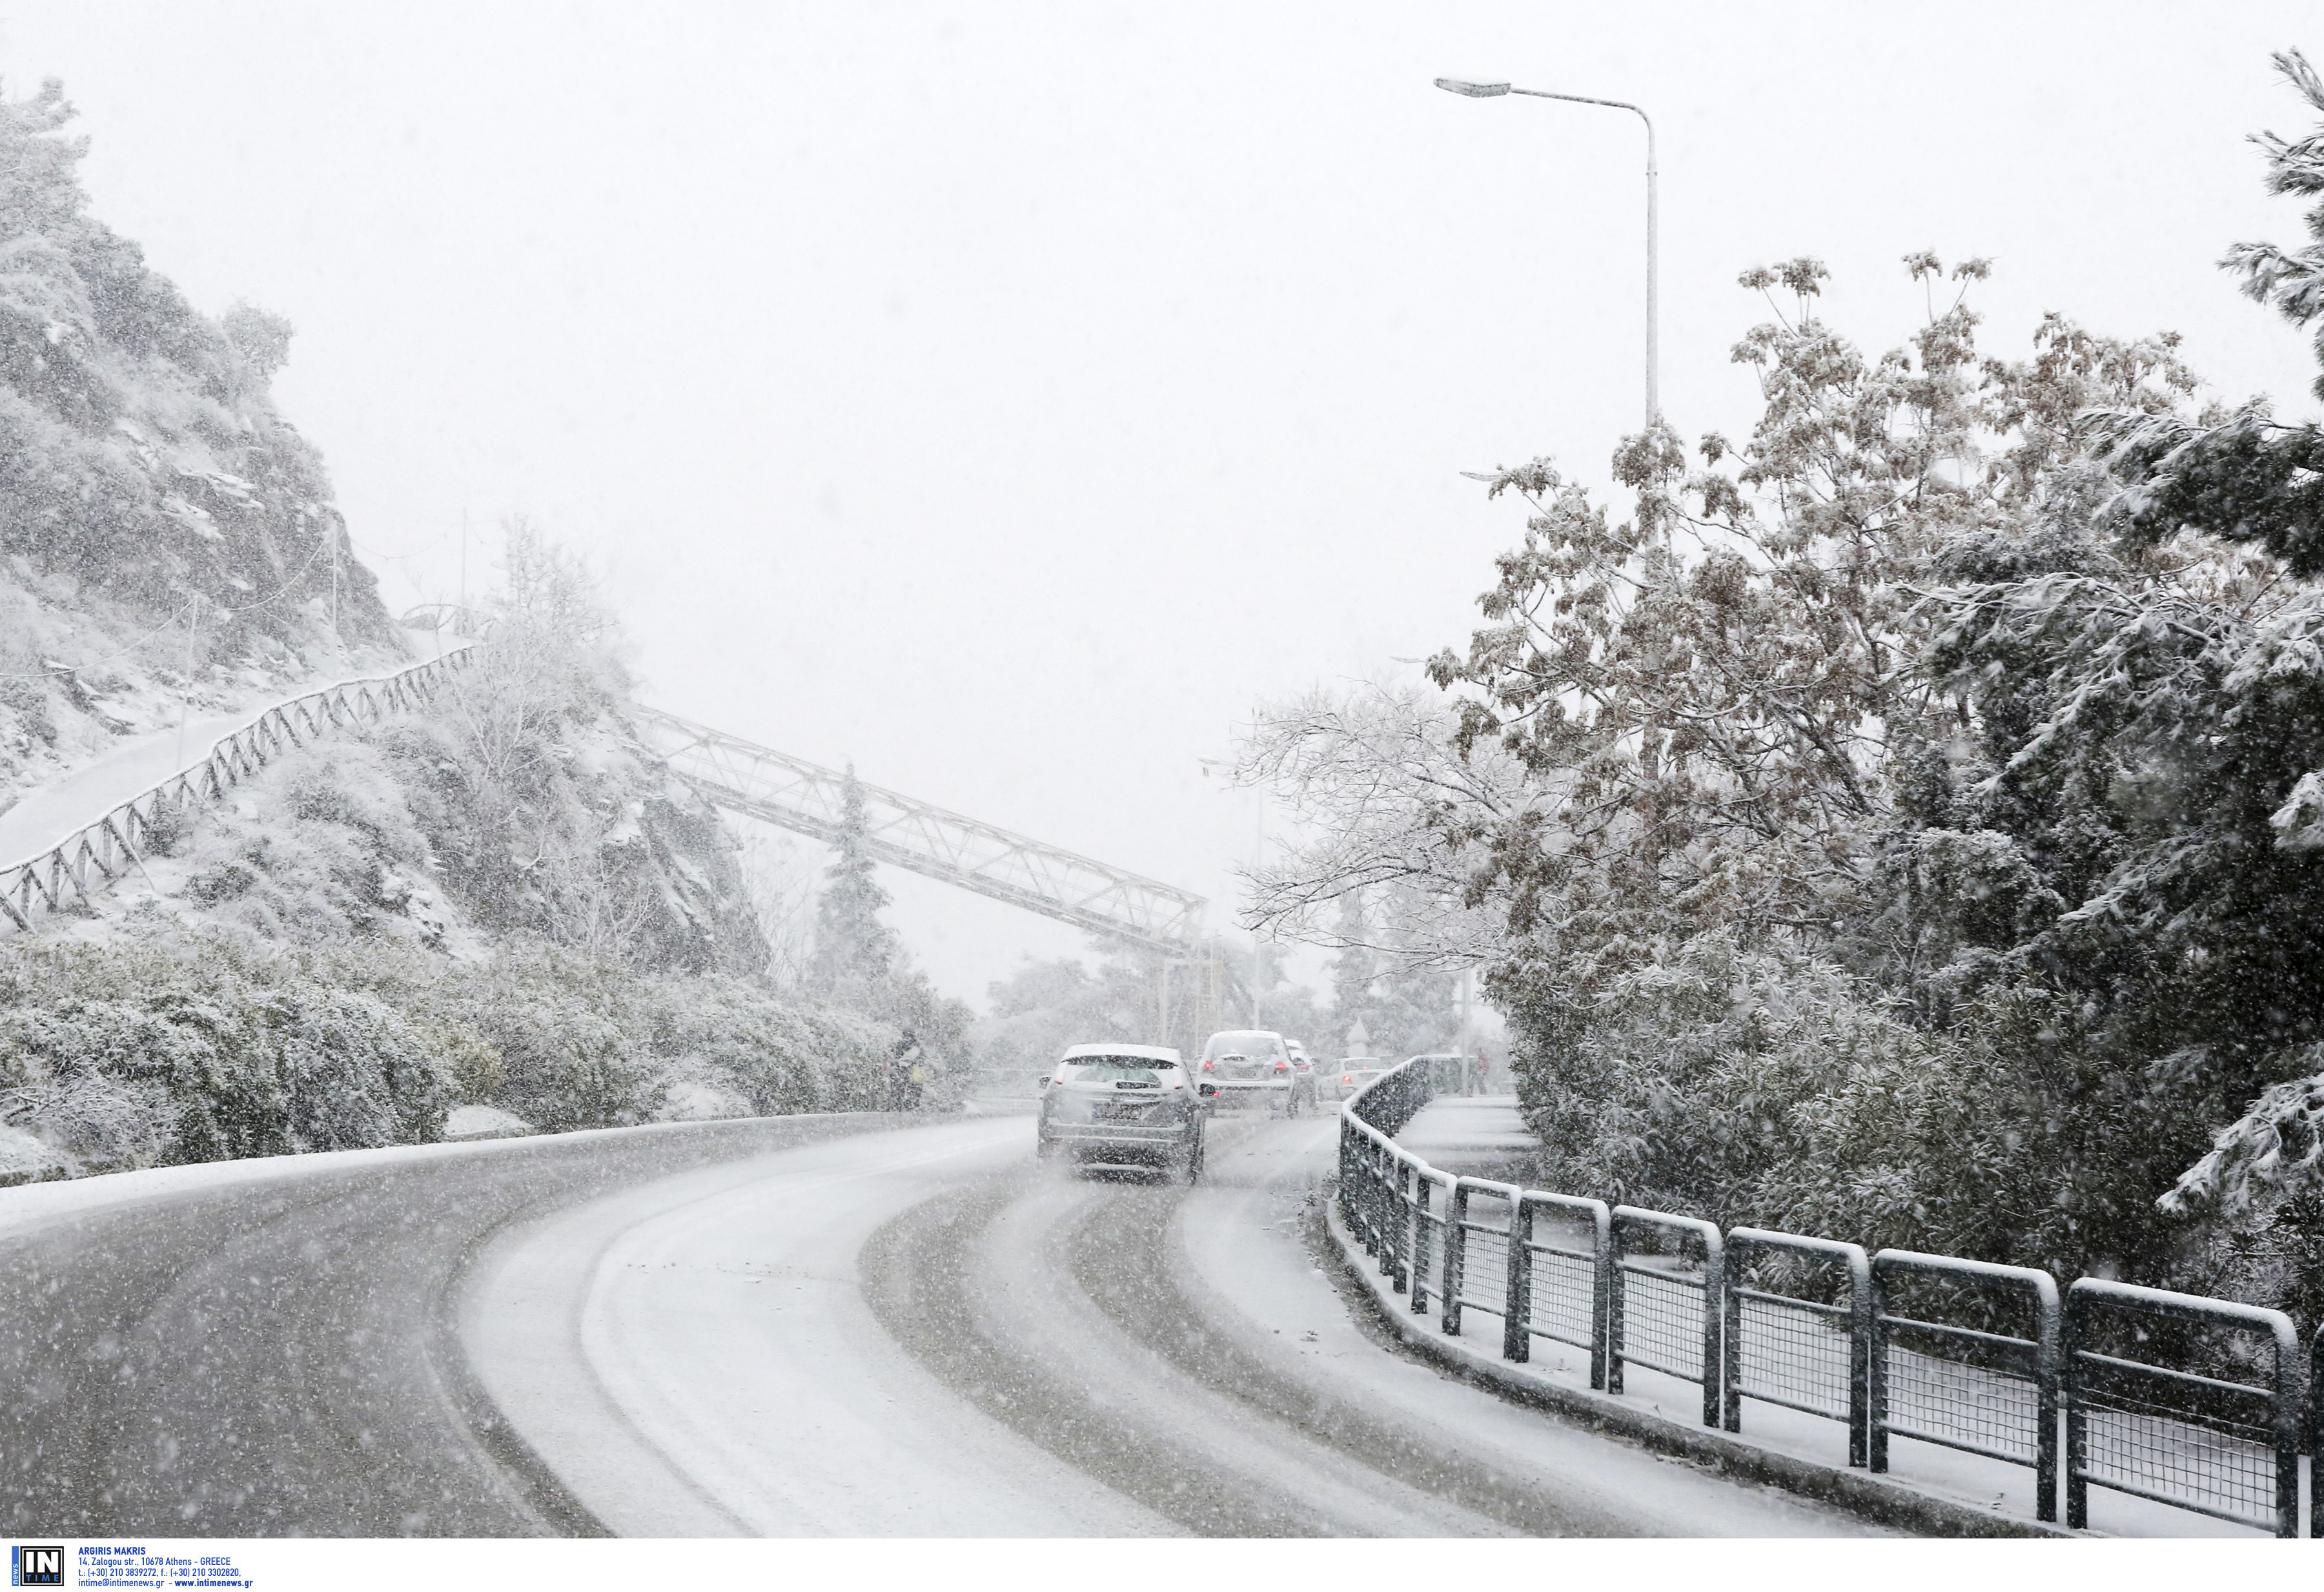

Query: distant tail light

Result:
[1201,1059,1214,1072]
[1274,1060,1289,1074]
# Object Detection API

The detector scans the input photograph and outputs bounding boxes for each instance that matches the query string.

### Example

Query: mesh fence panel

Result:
[1411,1198,1442,1301]
[1620,1265,1708,1382]
[2081,1376,2279,1527]
[1737,1294,1852,1419]
[1886,1342,2039,1462]
[1526,1246,1596,1345]
[1459,1225,1510,1314]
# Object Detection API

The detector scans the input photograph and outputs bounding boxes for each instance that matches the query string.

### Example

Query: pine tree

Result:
[811,770,898,993]
[2095,51,2324,570]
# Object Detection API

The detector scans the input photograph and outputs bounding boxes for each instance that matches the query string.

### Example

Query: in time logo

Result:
[10,1546,62,1587]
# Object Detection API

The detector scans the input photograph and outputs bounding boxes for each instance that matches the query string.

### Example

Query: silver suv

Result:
[1196,1028,1308,1116]
[1035,1044,1208,1180]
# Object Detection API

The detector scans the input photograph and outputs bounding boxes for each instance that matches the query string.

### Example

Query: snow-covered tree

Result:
[811,768,899,994]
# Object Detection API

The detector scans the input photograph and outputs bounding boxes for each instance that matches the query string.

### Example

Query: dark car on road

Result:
[1196,1029,1314,1116]
[1036,1044,1209,1180]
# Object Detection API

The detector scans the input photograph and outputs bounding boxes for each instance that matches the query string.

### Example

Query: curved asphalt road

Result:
[0,1107,1883,1537]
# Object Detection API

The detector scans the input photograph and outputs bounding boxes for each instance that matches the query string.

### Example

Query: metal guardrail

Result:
[1611,1205,1723,1427]
[0,648,478,934]
[1337,1061,2321,1536]
[1870,1250,2061,1522]
[1723,1227,1872,1462]
[2064,1279,2301,1536]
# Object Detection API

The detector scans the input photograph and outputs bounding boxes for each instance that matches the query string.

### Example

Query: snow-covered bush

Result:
[0,937,449,1172]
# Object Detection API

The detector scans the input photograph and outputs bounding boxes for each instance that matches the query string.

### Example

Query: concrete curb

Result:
[1316,1196,2079,1540]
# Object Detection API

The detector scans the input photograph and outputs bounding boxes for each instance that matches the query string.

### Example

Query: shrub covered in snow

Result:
[0,937,449,1172]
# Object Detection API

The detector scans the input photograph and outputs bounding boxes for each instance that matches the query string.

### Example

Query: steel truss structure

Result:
[633,706,1208,957]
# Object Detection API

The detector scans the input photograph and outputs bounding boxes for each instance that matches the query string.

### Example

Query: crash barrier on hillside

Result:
[0,647,479,934]
[1338,1059,2320,1536]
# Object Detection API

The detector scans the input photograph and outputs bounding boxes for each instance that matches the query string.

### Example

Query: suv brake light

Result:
[1274,1060,1289,1074]
[1200,1059,1214,1072]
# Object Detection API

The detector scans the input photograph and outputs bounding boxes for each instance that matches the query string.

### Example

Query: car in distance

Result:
[1328,1059,1388,1102]
[1196,1028,1307,1116]
[1035,1043,1209,1179]
[1283,1039,1322,1113]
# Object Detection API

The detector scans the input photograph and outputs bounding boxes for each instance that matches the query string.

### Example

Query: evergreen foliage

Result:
[1238,54,2324,1318]
[811,770,899,994]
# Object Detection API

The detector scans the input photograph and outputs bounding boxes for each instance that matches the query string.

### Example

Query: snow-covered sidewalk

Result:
[0,657,442,870]
[1392,1094,1536,1168]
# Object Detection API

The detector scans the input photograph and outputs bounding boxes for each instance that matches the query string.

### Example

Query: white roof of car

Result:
[1059,1043,1182,1063]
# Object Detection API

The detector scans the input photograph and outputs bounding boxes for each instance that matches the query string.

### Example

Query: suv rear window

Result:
[1061,1058,1177,1083]
[1203,1032,1285,1061]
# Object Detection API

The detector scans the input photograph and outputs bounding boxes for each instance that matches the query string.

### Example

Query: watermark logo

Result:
[10,1547,62,1587]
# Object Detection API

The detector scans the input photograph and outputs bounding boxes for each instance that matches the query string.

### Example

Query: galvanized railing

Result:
[1336,1059,2321,1537]
[0,648,478,934]
[1869,1251,2060,1520]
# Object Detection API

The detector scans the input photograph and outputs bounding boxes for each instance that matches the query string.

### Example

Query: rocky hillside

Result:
[0,79,410,819]
[0,79,895,1181]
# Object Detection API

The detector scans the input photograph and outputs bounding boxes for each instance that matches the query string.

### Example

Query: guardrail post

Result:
[1845,1247,1871,1467]
[1721,1241,1743,1433]
[1867,1267,1890,1475]
[2035,1274,2061,1525]
[1361,1138,1376,1255]
[1442,1178,1468,1337]
[1605,1220,1627,1397]
[2312,1323,2323,1537]
[1409,1169,1432,1316]
[2272,1311,2300,1538]
[1701,1226,1726,1432]
[1589,1204,1612,1392]
[2064,1285,2088,1531]
[1503,1196,1529,1363]
[1368,1138,1389,1263]
[1389,1158,1409,1293]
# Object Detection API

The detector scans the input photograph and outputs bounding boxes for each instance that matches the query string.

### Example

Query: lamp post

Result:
[1434,76,1659,431]
[1199,755,1267,1027]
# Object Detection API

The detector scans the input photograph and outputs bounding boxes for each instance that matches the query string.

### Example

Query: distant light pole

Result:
[1434,76,1660,431]
[1199,755,1267,1027]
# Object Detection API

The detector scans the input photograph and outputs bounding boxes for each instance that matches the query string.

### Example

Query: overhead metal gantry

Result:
[632,706,1208,957]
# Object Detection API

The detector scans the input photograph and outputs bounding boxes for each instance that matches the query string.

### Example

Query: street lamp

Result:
[1434,76,1660,431]
[1199,755,1267,1026]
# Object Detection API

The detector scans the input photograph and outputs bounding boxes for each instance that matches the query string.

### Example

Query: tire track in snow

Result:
[857,1139,1516,1536]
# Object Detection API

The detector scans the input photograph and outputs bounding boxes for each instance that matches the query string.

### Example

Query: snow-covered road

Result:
[465,1112,1885,1537]
[0,1107,1891,1536]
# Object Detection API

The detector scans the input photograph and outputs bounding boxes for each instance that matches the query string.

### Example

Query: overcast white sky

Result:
[8,4,2321,1006]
